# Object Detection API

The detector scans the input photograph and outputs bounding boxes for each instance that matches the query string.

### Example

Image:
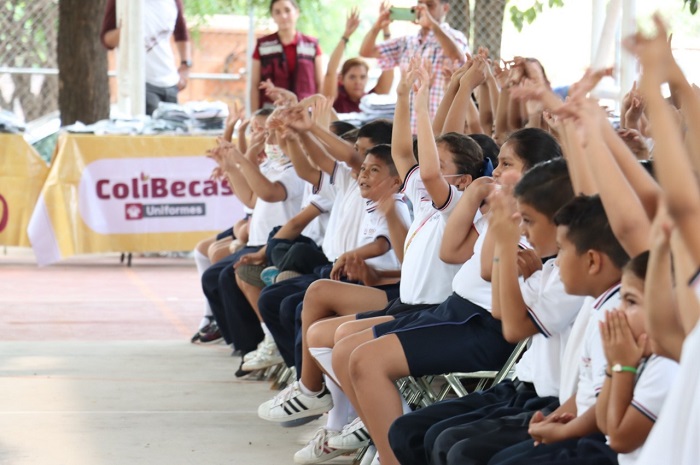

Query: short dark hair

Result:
[254,108,274,117]
[340,127,360,143]
[436,132,485,179]
[331,120,357,137]
[554,195,629,269]
[623,251,649,281]
[469,133,500,168]
[514,158,574,219]
[366,144,398,176]
[358,119,393,146]
[269,0,299,13]
[505,127,562,170]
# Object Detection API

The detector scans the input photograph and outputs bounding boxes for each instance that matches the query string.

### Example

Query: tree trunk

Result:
[58,0,110,125]
[473,0,506,59]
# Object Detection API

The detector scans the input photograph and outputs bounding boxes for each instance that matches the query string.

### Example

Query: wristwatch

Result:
[611,364,637,374]
[181,59,193,68]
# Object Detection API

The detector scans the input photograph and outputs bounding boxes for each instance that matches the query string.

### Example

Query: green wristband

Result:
[611,364,637,374]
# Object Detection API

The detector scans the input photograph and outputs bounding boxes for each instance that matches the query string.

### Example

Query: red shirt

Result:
[333,85,376,113]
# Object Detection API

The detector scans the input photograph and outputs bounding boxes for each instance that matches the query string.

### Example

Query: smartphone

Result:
[389,6,416,21]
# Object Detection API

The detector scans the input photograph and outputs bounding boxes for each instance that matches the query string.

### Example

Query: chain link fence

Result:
[0,0,509,128]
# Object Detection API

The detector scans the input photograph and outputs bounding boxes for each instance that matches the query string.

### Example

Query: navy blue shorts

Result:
[216,227,234,241]
[373,282,401,302]
[357,298,438,320]
[373,293,515,377]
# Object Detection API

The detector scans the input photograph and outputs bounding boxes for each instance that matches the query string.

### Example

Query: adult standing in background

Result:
[360,0,469,133]
[250,0,323,113]
[100,0,193,116]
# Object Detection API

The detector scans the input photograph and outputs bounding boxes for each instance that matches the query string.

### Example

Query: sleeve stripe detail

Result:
[400,164,420,194]
[329,162,338,185]
[433,186,454,212]
[309,201,326,213]
[526,306,552,338]
[631,401,657,422]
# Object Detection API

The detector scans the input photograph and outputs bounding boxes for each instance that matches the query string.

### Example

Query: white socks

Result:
[309,347,353,432]
[194,249,213,329]
[261,323,273,339]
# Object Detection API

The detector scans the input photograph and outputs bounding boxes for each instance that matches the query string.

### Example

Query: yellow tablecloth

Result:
[0,134,49,247]
[28,133,243,265]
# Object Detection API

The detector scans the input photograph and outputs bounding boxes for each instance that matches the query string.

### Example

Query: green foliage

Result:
[685,0,698,14]
[184,0,344,53]
[509,0,563,32]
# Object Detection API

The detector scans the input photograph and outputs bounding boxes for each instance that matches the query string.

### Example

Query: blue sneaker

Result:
[260,266,280,286]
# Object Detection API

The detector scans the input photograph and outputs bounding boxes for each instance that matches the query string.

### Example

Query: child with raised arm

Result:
[624,14,700,465]
[484,195,629,465]
[266,60,490,463]
[389,159,583,465]
[320,127,560,465]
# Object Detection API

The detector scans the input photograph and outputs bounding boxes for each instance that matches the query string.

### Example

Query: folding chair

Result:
[439,338,530,398]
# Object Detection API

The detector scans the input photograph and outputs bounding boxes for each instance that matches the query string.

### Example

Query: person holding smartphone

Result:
[359,0,469,134]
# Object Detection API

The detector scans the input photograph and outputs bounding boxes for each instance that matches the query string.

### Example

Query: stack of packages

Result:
[150,101,229,133]
[0,109,26,134]
[337,93,396,126]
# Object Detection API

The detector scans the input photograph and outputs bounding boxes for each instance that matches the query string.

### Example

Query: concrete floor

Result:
[0,248,346,465]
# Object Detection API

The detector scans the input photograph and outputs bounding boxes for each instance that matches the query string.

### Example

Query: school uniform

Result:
[266,178,335,274]
[357,165,464,320]
[487,283,623,465]
[370,215,528,377]
[390,260,585,465]
[203,159,304,354]
[399,165,464,304]
[635,271,700,465]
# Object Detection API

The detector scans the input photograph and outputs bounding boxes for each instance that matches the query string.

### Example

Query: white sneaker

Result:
[242,337,284,371]
[327,416,371,449]
[243,334,273,363]
[293,427,356,464]
[258,381,333,422]
[359,446,377,465]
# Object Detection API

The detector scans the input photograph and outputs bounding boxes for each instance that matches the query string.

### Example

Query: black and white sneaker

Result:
[258,381,333,422]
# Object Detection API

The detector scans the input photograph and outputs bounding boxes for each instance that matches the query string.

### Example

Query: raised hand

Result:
[413,58,432,110]
[623,13,674,80]
[567,67,614,101]
[344,7,361,38]
[259,79,298,106]
[286,105,314,133]
[414,3,437,29]
[376,1,391,29]
[459,55,487,91]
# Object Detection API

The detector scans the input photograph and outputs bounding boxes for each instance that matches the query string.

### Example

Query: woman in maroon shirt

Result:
[250,0,323,112]
[322,9,393,113]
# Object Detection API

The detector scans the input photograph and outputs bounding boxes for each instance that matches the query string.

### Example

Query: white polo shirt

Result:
[300,173,334,246]
[576,283,621,415]
[514,259,586,398]
[246,162,305,247]
[399,165,463,304]
[321,162,364,262]
[636,319,700,465]
[615,355,678,465]
[452,216,530,312]
[361,195,412,272]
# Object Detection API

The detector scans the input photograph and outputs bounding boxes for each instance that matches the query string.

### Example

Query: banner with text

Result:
[28,134,243,265]
[0,135,49,247]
